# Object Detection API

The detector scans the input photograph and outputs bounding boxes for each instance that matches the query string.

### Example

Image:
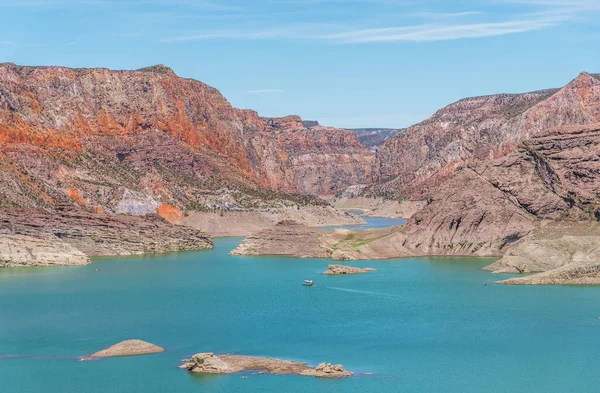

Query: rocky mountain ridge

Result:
[372,72,600,199]
[0,63,374,220]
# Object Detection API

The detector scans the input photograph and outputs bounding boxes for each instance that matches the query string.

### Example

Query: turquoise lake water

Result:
[2,217,600,393]
[320,210,407,230]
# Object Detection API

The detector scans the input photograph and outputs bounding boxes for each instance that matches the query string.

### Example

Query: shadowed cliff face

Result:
[0,63,374,213]
[374,72,600,199]
[399,123,600,256]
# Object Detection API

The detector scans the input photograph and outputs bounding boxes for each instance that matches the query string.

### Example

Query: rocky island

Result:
[179,352,353,378]
[322,264,376,275]
[89,340,165,358]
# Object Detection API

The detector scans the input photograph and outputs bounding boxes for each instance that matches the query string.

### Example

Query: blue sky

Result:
[0,0,599,128]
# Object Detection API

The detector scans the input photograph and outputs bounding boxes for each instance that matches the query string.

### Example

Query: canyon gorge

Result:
[1,63,599,284]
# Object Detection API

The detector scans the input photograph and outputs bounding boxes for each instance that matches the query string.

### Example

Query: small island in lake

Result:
[89,340,165,358]
[322,264,376,275]
[179,352,353,378]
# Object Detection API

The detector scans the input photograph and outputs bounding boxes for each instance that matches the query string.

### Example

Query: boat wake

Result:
[319,286,399,299]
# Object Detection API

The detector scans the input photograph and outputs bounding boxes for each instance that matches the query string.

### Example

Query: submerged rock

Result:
[90,340,164,358]
[179,353,353,378]
[322,264,376,275]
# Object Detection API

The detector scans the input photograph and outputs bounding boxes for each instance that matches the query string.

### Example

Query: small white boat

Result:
[302,279,313,286]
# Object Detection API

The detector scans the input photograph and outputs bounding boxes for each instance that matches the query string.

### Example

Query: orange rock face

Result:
[67,189,86,206]
[0,63,373,205]
[156,204,184,224]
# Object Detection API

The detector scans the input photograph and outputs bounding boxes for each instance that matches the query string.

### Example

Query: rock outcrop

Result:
[482,221,600,285]
[0,207,213,256]
[322,264,375,275]
[179,353,353,378]
[0,234,90,267]
[230,220,332,258]
[90,340,164,358]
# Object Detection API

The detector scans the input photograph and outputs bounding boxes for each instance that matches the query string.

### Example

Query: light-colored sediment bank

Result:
[89,340,165,358]
[328,196,426,219]
[0,208,214,268]
[179,352,353,378]
[182,206,365,237]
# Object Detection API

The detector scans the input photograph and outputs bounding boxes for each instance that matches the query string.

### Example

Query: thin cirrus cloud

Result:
[162,16,562,44]
[318,19,559,43]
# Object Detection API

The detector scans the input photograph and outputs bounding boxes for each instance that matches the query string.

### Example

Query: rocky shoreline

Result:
[0,234,90,268]
[484,222,600,285]
[179,352,353,378]
[0,207,214,267]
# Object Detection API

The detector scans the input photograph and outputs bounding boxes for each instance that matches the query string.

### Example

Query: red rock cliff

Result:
[0,63,374,213]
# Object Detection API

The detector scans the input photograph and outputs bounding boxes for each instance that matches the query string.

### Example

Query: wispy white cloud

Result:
[162,15,562,44]
[242,89,284,94]
[320,19,559,43]
[0,40,17,46]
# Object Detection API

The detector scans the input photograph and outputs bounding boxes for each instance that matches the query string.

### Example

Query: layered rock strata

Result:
[0,63,374,209]
[0,207,213,256]
[0,234,90,267]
